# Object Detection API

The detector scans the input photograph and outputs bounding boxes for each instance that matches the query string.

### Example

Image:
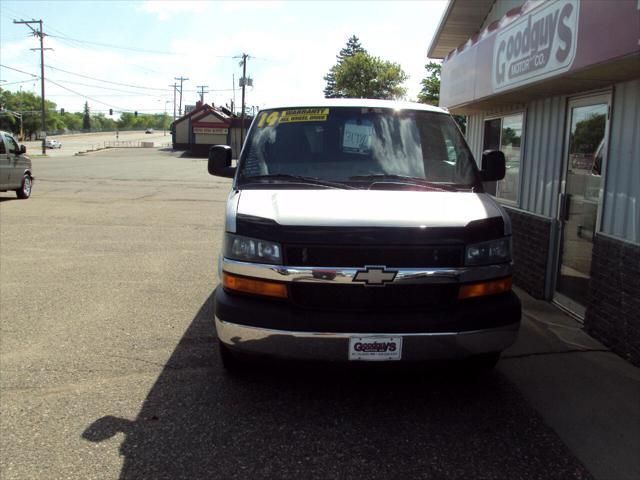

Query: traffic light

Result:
[109,108,113,116]
[134,111,138,117]
[60,108,65,115]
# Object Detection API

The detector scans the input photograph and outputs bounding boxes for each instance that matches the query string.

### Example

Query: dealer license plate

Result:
[348,336,402,361]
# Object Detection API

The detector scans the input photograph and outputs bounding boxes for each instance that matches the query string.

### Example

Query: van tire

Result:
[16,174,32,199]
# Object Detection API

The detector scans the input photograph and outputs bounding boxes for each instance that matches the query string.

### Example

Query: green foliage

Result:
[332,52,408,100]
[82,102,91,130]
[324,35,367,98]
[0,89,60,137]
[417,61,466,134]
[418,62,441,106]
[0,89,170,137]
[571,113,606,154]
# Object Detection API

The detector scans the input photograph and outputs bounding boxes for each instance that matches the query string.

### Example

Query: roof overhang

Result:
[427,0,496,59]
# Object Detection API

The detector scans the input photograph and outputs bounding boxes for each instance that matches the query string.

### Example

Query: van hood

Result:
[234,189,507,230]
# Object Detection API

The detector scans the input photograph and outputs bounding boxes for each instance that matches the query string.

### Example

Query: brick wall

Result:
[585,234,640,366]
[504,207,552,299]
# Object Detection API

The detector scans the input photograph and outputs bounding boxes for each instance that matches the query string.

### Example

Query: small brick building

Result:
[171,102,253,157]
[430,0,639,364]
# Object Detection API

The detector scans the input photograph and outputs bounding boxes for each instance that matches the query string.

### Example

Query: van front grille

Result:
[284,245,463,268]
[289,283,458,311]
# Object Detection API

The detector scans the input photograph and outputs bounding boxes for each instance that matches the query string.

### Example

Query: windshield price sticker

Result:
[257,108,329,128]
[343,120,374,155]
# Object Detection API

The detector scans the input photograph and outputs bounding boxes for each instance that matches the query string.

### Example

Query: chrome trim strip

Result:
[215,317,520,360]
[222,258,512,284]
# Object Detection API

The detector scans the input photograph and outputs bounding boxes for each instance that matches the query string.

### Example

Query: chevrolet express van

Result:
[208,99,521,370]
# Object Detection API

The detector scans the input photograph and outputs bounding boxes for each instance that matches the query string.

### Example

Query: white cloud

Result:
[0,1,447,116]
[137,1,208,21]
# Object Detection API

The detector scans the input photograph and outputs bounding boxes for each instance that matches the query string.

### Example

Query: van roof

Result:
[261,98,448,114]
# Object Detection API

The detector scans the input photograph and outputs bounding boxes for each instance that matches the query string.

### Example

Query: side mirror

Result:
[481,150,506,181]
[19,145,27,155]
[208,145,236,178]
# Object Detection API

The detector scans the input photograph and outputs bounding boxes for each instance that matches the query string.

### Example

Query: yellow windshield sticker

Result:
[256,108,329,127]
[280,108,329,123]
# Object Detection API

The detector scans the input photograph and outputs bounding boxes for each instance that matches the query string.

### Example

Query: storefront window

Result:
[482,114,523,203]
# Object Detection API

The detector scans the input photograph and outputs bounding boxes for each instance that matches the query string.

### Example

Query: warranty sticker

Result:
[257,108,329,127]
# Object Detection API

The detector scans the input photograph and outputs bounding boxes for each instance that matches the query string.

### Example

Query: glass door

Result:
[555,94,611,317]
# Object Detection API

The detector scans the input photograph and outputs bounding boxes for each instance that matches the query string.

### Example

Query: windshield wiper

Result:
[241,174,357,189]
[349,174,458,191]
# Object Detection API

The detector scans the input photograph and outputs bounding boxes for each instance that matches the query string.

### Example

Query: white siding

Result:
[466,113,485,167]
[601,79,640,244]
[520,95,566,217]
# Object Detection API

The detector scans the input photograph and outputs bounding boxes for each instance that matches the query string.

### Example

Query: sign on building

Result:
[492,0,579,91]
[193,127,228,134]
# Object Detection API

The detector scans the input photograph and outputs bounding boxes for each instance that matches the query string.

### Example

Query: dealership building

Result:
[429,0,639,363]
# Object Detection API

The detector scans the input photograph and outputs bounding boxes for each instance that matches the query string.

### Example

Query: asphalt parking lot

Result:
[1,148,638,479]
[23,130,171,157]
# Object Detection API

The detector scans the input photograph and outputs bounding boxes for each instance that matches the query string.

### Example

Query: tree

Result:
[324,35,367,98]
[82,102,91,131]
[0,89,63,137]
[332,52,408,100]
[418,62,441,106]
[417,61,466,134]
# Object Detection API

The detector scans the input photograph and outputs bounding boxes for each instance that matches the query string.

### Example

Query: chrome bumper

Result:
[216,317,519,362]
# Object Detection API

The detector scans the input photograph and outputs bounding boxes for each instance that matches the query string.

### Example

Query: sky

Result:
[0,0,447,117]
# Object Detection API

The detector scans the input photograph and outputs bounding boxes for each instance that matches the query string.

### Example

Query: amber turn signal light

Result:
[223,272,288,299]
[458,276,512,300]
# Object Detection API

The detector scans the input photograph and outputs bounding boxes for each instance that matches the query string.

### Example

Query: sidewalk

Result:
[500,288,640,480]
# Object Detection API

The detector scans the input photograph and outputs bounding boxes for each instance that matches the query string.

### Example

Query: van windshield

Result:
[237,107,480,190]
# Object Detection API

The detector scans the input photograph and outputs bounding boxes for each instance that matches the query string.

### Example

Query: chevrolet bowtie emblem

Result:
[353,266,397,286]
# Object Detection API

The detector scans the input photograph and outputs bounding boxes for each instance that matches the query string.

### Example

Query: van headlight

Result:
[465,238,511,266]
[224,233,282,264]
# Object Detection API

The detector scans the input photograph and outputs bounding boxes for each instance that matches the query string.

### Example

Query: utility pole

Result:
[169,83,177,121]
[236,53,250,146]
[174,76,188,116]
[14,18,51,154]
[196,85,209,104]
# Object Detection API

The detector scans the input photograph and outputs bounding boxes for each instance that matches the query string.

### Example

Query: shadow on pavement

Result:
[83,291,593,480]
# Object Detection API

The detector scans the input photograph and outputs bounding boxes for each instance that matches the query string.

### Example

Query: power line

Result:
[49,78,171,97]
[47,34,182,55]
[0,64,39,78]
[45,78,127,111]
[45,65,171,91]
[0,79,37,87]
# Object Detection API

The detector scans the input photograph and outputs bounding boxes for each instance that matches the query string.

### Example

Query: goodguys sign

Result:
[492,0,579,91]
[439,0,639,109]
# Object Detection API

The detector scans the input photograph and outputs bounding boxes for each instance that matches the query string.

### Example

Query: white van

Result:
[207,99,520,370]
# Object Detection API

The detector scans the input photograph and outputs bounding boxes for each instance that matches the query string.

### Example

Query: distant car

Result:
[145,128,154,134]
[0,130,33,199]
[44,139,62,149]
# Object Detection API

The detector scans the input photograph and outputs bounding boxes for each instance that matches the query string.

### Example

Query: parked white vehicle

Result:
[44,139,62,149]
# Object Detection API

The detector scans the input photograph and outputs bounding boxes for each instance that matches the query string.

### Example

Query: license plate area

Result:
[348,336,402,361]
